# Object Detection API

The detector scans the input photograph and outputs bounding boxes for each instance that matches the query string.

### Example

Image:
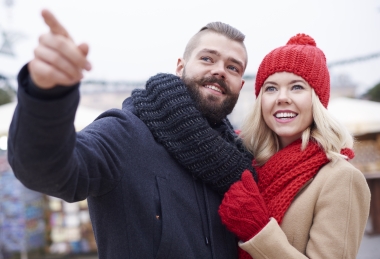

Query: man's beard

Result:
[182,70,239,124]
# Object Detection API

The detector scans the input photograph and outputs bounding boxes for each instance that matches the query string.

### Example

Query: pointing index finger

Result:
[41,9,71,39]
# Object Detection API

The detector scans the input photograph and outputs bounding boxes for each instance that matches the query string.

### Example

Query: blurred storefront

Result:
[327,97,380,235]
[0,155,98,259]
[0,102,102,259]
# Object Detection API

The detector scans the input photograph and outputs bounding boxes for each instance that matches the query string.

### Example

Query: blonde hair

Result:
[240,89,354,166]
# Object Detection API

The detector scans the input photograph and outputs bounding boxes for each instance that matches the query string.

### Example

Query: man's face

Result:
[176,32,247,123]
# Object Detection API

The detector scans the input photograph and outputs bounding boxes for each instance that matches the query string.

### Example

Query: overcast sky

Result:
[0,0,379,95]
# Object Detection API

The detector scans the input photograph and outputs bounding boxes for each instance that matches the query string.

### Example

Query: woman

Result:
[218,34,371,258]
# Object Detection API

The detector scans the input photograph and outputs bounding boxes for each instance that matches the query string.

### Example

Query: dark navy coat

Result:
[7,66,238,259]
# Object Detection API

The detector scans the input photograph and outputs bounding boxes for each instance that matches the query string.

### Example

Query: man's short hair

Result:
[183,21,246,60]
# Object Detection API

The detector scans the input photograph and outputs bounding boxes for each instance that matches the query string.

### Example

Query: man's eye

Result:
[201,56,211,62]
[227,65,239,72]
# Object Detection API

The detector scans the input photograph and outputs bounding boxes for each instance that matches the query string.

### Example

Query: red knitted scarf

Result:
[255,139,354,225]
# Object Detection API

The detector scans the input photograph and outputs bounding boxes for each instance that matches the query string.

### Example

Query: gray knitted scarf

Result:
[131,73,255,193]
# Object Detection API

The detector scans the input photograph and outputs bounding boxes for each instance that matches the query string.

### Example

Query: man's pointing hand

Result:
[28,9,92,89]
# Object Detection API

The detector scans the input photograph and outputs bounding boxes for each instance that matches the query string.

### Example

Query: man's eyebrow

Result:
[198,48,220,56]
[198,48,245,69]
[228,57,244,70]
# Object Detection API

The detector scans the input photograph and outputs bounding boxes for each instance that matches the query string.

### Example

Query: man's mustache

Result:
[198,77,229,94]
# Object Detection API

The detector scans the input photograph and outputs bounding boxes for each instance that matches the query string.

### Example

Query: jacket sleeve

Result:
[7,65,135,202]
[239,164,370,259]
[240,218,307,259]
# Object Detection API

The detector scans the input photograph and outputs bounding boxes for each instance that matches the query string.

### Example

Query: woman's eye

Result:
[292,84,304,90]
[265,86,276,92]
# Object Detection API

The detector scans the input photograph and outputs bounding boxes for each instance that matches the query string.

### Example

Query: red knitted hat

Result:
[255,33,330,107]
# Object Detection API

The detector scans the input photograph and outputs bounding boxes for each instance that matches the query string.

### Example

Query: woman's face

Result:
[261,72,313,148]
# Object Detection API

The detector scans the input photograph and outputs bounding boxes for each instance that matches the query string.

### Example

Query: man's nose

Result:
[210,62,226,80]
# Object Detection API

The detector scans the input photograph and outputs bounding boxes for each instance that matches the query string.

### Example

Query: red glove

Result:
[219,170,269,242]
[239,248,253,259]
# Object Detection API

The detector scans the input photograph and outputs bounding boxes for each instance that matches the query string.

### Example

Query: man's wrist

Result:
[18,63,79,100]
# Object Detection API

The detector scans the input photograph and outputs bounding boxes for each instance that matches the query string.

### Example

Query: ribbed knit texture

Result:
[219,170,269,240]
[219,171,269,259]
[131,73,255,193]
[255,33,330,107]
[238,248,253,259]
[256,139,329,224]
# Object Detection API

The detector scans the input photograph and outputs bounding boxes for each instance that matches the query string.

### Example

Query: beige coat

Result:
[240,158,371,259]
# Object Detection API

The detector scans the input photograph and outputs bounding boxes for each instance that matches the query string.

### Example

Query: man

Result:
[7,9,254,259]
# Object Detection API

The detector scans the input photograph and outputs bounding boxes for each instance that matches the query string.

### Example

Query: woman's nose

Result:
[277,90,291,104]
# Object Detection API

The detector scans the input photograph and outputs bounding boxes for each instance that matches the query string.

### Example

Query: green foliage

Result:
[0,87,13,105]
[365,82,380,102]
[0,74,15,105]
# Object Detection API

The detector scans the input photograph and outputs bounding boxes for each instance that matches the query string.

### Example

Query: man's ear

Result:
[176,58,185,77]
